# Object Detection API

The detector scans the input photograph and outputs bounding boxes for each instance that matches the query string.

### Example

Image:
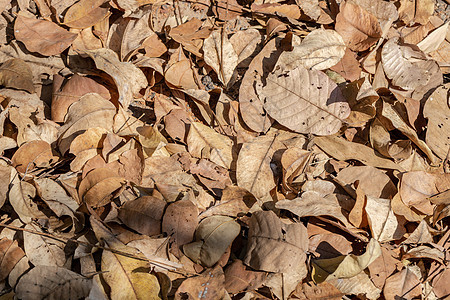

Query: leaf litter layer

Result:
[0,0,449,299]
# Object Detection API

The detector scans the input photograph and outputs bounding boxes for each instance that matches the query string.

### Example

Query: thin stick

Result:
[0,223,195,276]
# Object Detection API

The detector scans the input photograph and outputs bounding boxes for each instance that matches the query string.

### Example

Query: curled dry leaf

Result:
[312,238,381,283]
[258,66,350,135]
[335,1,382,51]
[15,265,92,300]
[329,272,381,300]
[276,29,346,71]
[183,216,240,267]
[0,58,35,93]
[11,140,57,173]
[34,178,79,217]
[63,0,110,29]
[84,48,148,109]
[0,238,25,281]
[118,196,166,237]
[14,14,77,56]
[51,74,110,122]
[229,28,262,66]
[365,196,405,242]
[423,85,450,160]
[244,211,308,276]
[203,30,238,86]
[78,167,126,207]
[58,93,116,154]
[383,266,422,300]
[8,179,46,223]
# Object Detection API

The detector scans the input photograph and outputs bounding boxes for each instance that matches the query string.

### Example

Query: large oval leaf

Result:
[258,66,350,135]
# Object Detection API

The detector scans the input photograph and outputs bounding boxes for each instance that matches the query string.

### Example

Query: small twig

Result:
[0,222,195,276]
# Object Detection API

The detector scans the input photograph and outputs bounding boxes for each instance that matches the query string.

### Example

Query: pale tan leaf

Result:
[203,30,238,86]
[14,14,77,56]
[381,37,441,92]
[312,238,381,283]
[236,134,277,203]
[11,140,58,173]
[8,179,46,223]
[335,1,382,51]
[276,29,346,71]
[258,66,350,135]
[114,0,157,17]
[244,211,308,277]
[417,22,449,53]
[329,272,381,300]
[0,161,13,208]
[423,85,450,160]
[400,171,437,215]
[23,224,66,267]
[175,266,228,300]
[34,178,79,217]
[365,196,405,242]
[355,0,398,33]
[187,122,234,169]
[229,28,262,66]
[16,266,92,300]
[314,135,403,170]
[85,48,147,109]
[184,216,240,267]
[398,0,434,25]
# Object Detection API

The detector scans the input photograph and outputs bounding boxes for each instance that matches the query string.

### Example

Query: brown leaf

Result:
[239,37,279,133]
[335,1,382,51]
[57,93,116,154]
[229,28,262,66]
[168,18,212,57]
[34,178,79,217]
[224,260,265,294]
[330,48,361,81]
[12,140,57,173]
[175,266,228,300]
[423,85,450,160]
[23,224,66,267]
[383,266,422,300]
[164,47,200,90]
[258,66,350,135]
[114,0,157,17]
[365,196,405,242]
[14,14,77,56]
[63,0,110,29]
[15,266,92,300]
[400,171,437,215]
[51,74,110,122]
[244,211,308,276]
[118,196,166,237]
[162,199,198,256]
[0,59,35,93]
[0,238,25,281]
[398,0,434,25]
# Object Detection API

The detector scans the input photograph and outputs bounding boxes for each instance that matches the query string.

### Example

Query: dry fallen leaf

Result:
[63,0,110,29]
[0,238,25,281]
[184,215,240,267]
[398,0,434,25]
[0,59,35,93]
[258,66,350,135]
[14,14,77,56]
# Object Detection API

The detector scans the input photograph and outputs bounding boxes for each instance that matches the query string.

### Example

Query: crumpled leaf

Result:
[365,196,405,242]
[15,265,92,300]
[23,224,66,267]
[258,66,350,135]
[0,58,35,93]
[383,266,422,300]
[398,0,434,25]
[8,179,46,223]
[312,238,381,283]
[85,48,147,109]
[14,14,77,56]
[203,30,238,86]
[11,140,58,173]
[184,216,240,267]
[275,29,346,71]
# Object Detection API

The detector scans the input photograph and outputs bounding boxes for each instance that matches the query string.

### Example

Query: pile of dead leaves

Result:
[0,0,449,299]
